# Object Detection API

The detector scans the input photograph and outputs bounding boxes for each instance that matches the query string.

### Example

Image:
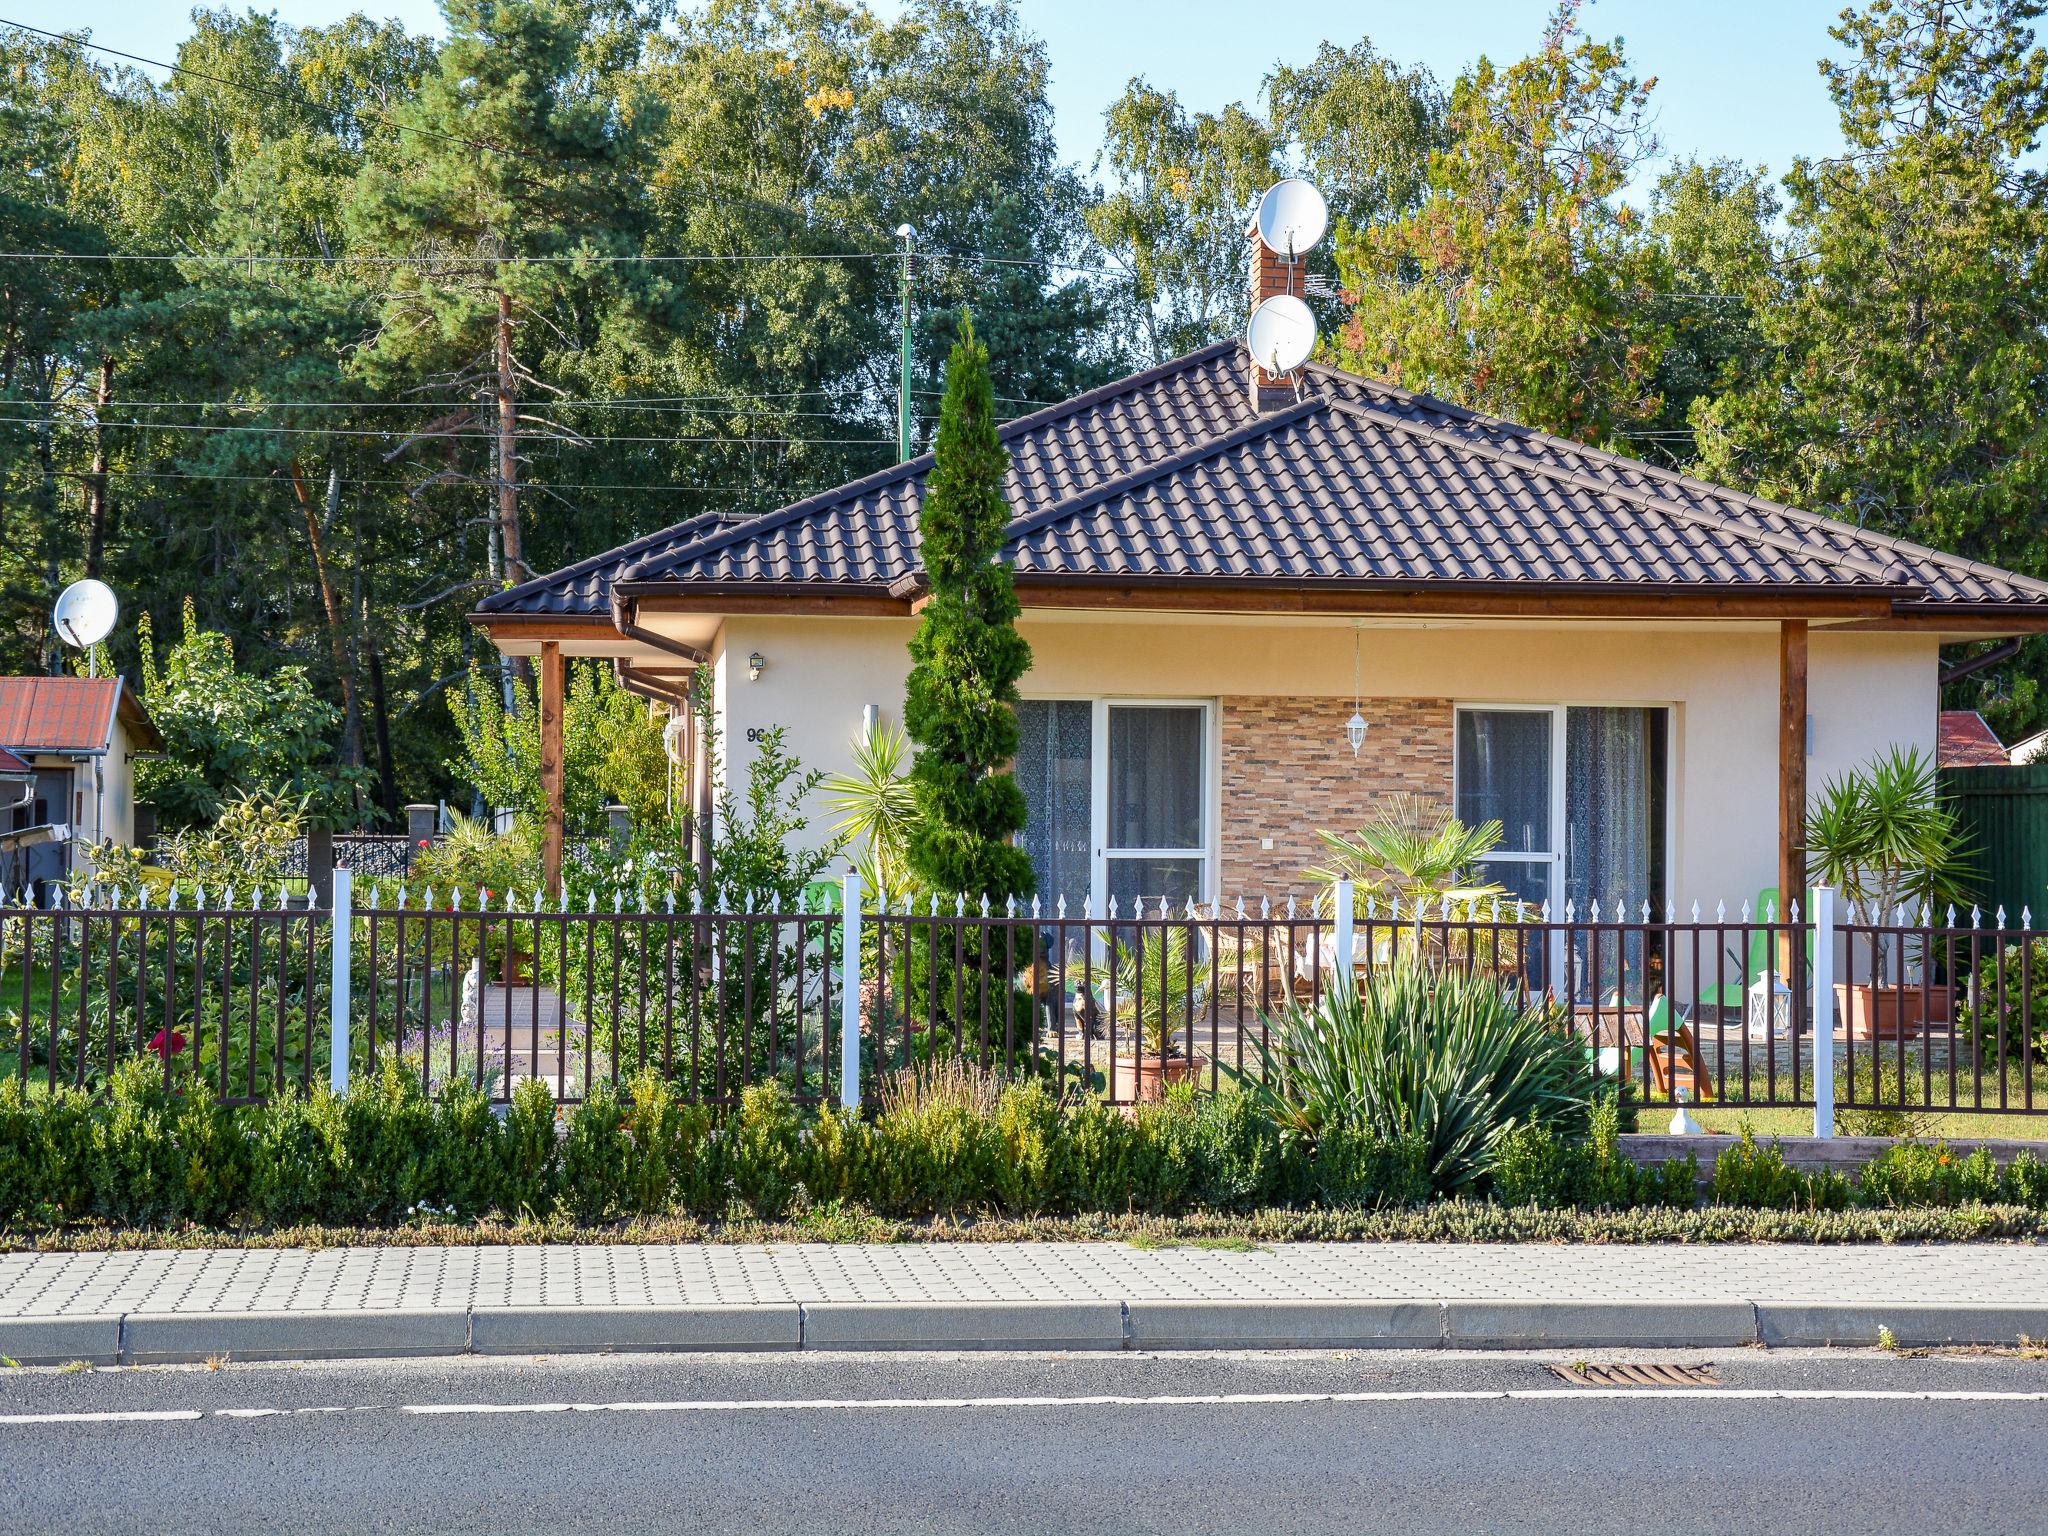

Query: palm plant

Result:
[1251,957,1591,1194]
[1305,793,1511,916]
[822,722,923,910]
[1111,926,1202,1058]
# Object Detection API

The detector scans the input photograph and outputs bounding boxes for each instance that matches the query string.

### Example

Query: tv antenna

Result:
[1247,180,1329,379]
[52,579,118,675]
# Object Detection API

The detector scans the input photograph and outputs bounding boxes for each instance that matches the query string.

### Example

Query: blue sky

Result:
[7,0,1849,198]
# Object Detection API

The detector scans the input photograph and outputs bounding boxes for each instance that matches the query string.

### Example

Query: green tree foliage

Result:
[135,601,365,828]
[0,2,1115,828]
[901,314,1033,905]
[1692,0,2048,735]
[1330,3,1669,448]
[445,658,668,831]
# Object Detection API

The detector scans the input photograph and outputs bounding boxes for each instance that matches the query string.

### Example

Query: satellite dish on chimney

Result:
[1246,293,1317,375]
[1255,178,1329,258]
[52,579,118,652]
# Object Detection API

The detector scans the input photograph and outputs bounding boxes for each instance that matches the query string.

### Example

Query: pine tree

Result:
[902,313,1034,905]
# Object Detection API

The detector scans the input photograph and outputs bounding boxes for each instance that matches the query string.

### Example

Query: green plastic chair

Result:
[1697,885,1815,1007]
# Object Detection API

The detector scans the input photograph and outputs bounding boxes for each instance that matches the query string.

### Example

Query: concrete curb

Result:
[1125,1299,1440,1351]
[6,1297,2046,1365]
[800,1300,1126,1352]
[1445,1299,1760,1350]
[120,1308,471,1365]
[471,1304,800,1355]
[0,1315,123,1366]
[1755,1300,2048,1349]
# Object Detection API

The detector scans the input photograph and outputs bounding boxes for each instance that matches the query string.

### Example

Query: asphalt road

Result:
[3,1347,2047,1535]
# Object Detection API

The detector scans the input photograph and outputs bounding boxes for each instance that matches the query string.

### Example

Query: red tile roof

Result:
[0,746,30,776]
[0,677,160,754]
[1938,709,2009,767]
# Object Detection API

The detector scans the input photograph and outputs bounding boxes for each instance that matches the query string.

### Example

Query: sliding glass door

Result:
[1015,699,1211,913]
[1455,705,1669,916]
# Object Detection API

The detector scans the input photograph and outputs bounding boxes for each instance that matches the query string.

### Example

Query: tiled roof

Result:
[0,746,30,776]
[483,342,2048,615]
[0,677,119,752]
[1938,710,2010,767]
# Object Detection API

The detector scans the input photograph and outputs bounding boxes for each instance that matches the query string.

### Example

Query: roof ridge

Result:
[1321,396,1912,590]
[998,397,1325,551]
[618,340,1248,583]
[1303,358,2048,601]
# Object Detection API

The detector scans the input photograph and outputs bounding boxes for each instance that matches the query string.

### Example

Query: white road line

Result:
[7,1389,2048,1427]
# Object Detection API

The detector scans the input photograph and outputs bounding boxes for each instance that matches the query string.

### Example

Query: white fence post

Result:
[328,868,353,1098]
[1333,877,1355,981]
[840,871,862,1112]
[1811,883,1834,1139]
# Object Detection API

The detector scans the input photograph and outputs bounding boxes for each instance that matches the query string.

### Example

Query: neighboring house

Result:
[473,236,2048,916]
[0,676,162,893]
[2009,726,2048,766]
[1937,709,2010,768]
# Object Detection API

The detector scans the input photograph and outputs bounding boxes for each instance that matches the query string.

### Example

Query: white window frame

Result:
[1017,694,1217,912]
[1452,701,1676,917]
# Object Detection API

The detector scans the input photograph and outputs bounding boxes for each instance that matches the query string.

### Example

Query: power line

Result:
[70,468,825,493]
[34,390,1062,414]
[0,415,893,445]
[0,247,1121,276]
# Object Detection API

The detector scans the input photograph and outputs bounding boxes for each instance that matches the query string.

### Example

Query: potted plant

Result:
[1111,925,1207,1101]
[1805,747,1976,1038]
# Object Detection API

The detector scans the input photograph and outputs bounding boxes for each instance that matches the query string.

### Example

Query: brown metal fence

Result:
[6,884,2044,1118]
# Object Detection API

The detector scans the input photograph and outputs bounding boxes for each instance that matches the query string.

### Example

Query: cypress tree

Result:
[902,313,1035,905]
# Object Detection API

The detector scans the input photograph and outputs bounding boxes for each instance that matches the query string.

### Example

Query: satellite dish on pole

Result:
[52,579,118,653]
[1255,178,1329,258]
[1245,294,1318,376]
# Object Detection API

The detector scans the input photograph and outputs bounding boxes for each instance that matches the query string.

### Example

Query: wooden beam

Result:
[539,640,565,896]
[626,592,912,617]
[466,614,614,640]
[1780,619,1808,970]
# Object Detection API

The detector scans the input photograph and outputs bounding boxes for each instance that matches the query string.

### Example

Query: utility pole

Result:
[896,223,914,461]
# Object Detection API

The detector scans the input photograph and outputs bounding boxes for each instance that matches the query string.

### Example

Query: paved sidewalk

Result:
[2,1242,2044,1363]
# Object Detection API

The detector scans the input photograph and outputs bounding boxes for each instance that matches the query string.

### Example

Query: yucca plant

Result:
[1251,957,1591,1194]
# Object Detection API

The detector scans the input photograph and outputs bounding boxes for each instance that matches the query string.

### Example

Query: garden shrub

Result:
[620,1069,715,1217]
[1121,1094,1207,1214]
[1961,936,2048,1066]
[500,1077,562,1217]
[1492,1094,1696,1210]
[1184,1090,1289,1212]
[804,1106,887,1208]
[1064,1100,1142,1212]
[1859,1141,2005,1208]
[990,1079,1068,1213]
[246,1087,343,1226]
[1709,1128,1853,1211]
[175,1082,249,1227]
[871,1060,1005,1215]
[727,1082,803,1217]
[0,1078,93,1223]
[1312,1122,1431,1208]
[2006,1149,2048,1210]
[331,1061,436,1223]
[560,1081,631,1222]
[88,1062,187,1225]
[428,1078,505,1219]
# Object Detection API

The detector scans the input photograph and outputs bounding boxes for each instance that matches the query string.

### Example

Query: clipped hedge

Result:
[4,1063,2044,1235]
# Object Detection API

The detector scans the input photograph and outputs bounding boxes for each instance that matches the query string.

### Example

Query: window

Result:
[1014,699,1213,912]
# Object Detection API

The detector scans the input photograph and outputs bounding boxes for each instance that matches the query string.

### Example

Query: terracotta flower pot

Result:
[1834,982,1952,1040]
[1123,1052,1209,1103]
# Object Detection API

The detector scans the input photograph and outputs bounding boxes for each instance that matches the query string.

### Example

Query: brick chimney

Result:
[1246,215,1304,413]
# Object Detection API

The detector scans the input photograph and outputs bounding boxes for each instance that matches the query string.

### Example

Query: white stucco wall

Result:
[710,612,1938,908]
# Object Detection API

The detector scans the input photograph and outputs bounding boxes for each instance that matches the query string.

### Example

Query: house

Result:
[472,233,2048,917]
[1937,709,2010,768]
[0,676,162,893]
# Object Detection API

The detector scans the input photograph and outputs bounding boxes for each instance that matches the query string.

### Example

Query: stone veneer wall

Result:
[1218,696,1455,900]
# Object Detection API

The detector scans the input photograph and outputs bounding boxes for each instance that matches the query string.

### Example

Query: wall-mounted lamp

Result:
[747,651,765,683]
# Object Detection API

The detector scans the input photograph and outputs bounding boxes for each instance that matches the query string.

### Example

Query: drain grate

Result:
[1551,1362,1721,1388]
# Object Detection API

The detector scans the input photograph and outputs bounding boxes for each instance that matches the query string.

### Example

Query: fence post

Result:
[840,870,862,1112]
[1333,877,1355,981]
[329,868,353,1098]
[1811,883,1835,1138]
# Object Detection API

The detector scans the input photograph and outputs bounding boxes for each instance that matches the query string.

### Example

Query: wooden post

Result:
[539,641,565,896]
[1779,619,1808,972]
